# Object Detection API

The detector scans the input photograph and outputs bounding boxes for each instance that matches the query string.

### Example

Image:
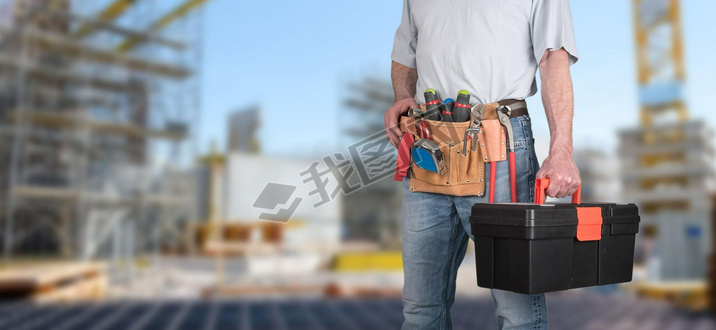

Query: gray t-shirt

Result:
[392,0,578,104]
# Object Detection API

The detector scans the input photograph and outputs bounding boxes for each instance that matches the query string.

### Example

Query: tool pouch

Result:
[399,116,486,197]
[476,123,507,163]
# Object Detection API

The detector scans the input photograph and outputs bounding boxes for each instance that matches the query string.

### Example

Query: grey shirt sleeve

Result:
[531,0,578,65]
[391,0,418,69]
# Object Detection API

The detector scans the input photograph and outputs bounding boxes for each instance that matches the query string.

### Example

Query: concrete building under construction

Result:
[0,0,207,263]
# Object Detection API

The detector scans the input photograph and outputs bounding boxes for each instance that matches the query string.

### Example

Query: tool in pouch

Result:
[410,106,445,175]
[442,98,455,122]
[422,89,443,121]
[462,102,483,156]
[465,103,517,202]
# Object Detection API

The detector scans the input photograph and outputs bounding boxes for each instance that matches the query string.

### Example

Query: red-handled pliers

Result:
[493,105,517,203]
[416,118,431,140]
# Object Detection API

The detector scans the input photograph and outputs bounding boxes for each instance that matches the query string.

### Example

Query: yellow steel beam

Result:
[5,110,187,141]
[23,29,190,78]
[117,0,209,53]
[75,0,137,38]
[668,0,686,80]
[0,55,133,92]
[632,0,649,85]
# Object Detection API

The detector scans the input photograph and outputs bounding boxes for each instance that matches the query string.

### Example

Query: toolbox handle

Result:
[534,178,581,205]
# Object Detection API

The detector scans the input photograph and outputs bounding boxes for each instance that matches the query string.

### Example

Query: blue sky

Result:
[199,0,716,158]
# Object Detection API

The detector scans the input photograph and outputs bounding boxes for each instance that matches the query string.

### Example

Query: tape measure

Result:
[411,139,445,174]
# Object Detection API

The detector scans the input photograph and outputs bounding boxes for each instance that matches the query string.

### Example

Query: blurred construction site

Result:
[0,0,714,329]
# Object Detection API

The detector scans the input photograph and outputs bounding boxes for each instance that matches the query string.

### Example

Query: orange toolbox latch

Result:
[575,207,602,241]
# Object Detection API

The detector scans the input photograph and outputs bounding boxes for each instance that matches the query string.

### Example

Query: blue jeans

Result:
[401,115,547,330]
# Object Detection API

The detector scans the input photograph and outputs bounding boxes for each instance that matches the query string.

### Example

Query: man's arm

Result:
[535,48,581,198]
[385,61,419,148]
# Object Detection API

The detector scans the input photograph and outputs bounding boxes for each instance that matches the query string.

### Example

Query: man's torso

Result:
[410,0,537,104]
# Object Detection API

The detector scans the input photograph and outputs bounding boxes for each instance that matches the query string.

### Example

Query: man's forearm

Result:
[385,62,419,147]
[539,49,574,157]
[392,61,418,101]
[536,48,580,197]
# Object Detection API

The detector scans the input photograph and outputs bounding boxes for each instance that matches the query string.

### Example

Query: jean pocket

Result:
[518,115,531,127]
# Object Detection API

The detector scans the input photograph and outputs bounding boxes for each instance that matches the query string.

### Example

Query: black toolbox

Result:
[470,179,640,294]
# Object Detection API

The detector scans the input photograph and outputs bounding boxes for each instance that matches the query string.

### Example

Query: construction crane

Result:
[74,0,137,38]
[117,0,210,53]
[622,0,710,215]
[632,0,687,126]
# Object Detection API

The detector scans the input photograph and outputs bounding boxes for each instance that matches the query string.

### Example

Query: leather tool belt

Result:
[397,99,528,197]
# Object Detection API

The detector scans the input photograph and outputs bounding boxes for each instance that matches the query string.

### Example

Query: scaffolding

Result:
[0,0,207,267]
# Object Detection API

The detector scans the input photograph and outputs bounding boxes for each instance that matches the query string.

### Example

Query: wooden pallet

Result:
[0,261,107,302]
[625,280,708,312]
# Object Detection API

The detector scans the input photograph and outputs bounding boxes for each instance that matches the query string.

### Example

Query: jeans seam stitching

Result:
[440,209,459,330]
[532,294,544,329]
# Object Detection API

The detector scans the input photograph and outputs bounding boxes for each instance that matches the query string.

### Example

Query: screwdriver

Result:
[453,90,471,122]
[423,88,442,121]
[442,98,455,122]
